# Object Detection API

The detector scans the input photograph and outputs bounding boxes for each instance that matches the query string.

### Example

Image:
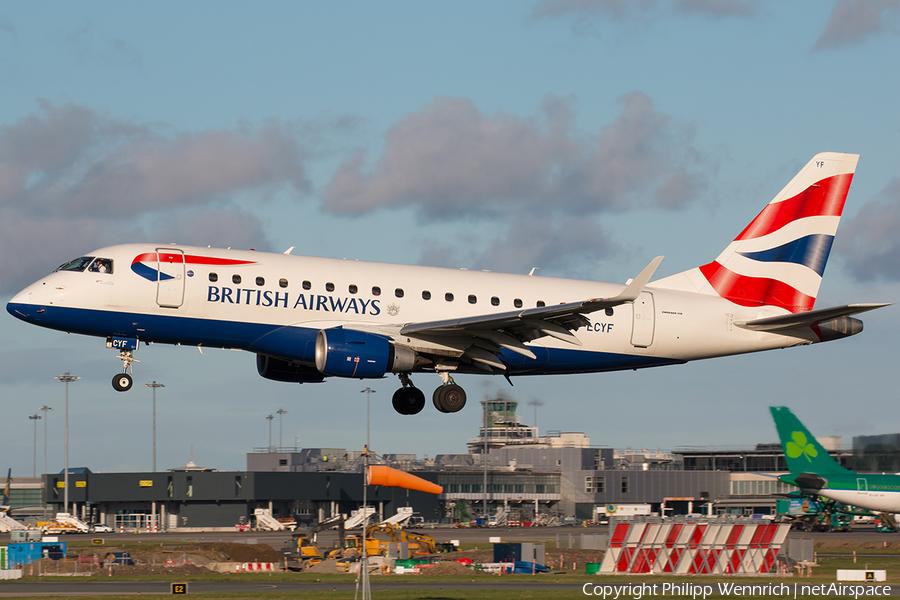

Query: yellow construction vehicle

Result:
[280,533,334,570]
[341,522,437,557]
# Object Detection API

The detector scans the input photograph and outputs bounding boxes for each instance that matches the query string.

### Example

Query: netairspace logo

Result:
[581,582,893,599]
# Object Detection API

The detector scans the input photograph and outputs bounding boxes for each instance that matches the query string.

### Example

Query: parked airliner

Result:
[771,407,900,516]
[6,153,888,415]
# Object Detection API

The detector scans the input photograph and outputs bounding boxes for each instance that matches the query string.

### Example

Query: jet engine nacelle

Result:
[315,328,417,378]
[257,354,326,383]
[815,316,864,342]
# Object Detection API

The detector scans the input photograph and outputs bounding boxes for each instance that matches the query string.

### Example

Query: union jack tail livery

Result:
[657,153,858,314]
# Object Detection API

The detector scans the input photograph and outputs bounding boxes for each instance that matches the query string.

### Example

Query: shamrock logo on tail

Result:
[786,431,817,462]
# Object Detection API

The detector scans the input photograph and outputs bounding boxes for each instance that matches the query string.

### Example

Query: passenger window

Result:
[209,273,218,282]
[395,288,404,298]
[279,278,288,288]
[372,286,381,296]
[422,291,431,300]
[326,282,335,292]
[445,293,454,302]
[605,307,614,316]
[514,299,523,308]
[233,275,241,284]
[491,297,500,306]
[303,281,311,290]
[468,295,477,304]
[256,277,265,286]
[349,284,358,294]
[536,300,545,307]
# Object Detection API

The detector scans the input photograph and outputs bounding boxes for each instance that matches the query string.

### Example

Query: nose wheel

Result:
[112,373,134,392]
[111,347,139,392]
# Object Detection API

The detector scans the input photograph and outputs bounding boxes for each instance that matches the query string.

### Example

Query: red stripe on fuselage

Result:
[131,253,256,266]
[699,262,814,313]
[735,173,853,241]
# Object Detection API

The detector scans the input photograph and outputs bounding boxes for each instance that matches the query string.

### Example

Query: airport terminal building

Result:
[18,399,894,530]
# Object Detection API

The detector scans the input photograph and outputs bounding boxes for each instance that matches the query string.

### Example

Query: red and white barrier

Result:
[240,562,275,572]
[600,518,790,575]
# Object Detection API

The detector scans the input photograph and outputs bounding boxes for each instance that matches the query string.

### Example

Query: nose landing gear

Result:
[111,347,139,392]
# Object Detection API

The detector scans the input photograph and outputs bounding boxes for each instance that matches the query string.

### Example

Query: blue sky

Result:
[1,0,898,475]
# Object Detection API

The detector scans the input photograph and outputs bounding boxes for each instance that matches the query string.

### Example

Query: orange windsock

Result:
[367,465,443,495]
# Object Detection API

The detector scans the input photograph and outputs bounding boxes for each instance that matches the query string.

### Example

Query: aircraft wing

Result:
[392,256,664,369]
[734,303,890,332]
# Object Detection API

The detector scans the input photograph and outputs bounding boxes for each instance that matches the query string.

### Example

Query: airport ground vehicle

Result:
[91,523,114,533]
[281,533,334,570]
[593,504,652,524]
[37,513,90,534]
[342,522,439,557]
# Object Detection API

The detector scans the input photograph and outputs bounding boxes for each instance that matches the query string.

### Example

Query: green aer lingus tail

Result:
[771,407,900,514]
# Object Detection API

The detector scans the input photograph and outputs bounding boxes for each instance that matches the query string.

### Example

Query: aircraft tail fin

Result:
[654,153,859,314]
[770,407,853,476]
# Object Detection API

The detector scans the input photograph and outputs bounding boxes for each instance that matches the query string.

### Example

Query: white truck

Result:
[593,504,653,523]
[38,512,91,534]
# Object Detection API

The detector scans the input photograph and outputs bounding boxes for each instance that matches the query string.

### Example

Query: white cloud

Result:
[0,101,309,294]
[836,178,900,282]
[324,92,705,220]
[813,0,900,51]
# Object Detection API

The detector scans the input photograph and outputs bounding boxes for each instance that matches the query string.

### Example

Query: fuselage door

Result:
[631,291,655,348]
[856,477,869,495]
[156,248,185,308]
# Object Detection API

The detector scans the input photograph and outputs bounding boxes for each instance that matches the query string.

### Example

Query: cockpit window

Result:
[88,258,113,274]
[56,257,95,273]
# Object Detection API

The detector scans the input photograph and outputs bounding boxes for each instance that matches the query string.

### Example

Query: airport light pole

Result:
[39,404,52,514]
[528,399,544,434]
[360,387,375,453]
[276,408,288,451]
[357,387,376,600]
[55,372,79,515]
[483,401,488,521]
[265,414,275,452]
[145,381,164,472]
[29,413,41,477]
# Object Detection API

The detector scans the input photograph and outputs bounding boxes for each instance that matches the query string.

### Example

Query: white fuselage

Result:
[7,243,807,377]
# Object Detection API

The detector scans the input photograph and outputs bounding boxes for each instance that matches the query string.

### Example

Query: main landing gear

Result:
[111,348,139,392]
[391,373,467,415]
[392,374,426,415]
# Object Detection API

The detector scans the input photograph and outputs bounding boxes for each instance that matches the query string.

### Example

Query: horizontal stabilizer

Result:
[781,472,828,490]
[735,303,890,332]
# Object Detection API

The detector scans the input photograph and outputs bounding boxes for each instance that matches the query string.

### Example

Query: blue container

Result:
[6,542,67,568]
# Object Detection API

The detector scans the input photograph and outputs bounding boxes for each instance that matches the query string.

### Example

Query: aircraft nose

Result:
[7,289,34,322]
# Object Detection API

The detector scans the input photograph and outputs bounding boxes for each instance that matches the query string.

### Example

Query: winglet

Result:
[589,256,663,306]
[618,256,664,302]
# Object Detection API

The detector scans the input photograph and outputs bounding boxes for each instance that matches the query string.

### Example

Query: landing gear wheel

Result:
[112,373,133,392]
[432,384,467,413]
[392,387,426,415]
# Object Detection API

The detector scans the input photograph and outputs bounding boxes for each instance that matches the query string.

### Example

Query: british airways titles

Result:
[207,285,382,315]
